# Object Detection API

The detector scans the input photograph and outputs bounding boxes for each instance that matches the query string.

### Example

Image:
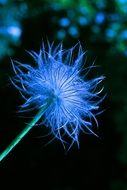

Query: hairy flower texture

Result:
[11,42,104,148]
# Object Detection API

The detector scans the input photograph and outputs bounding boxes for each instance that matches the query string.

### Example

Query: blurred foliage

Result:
[0,0,127,189]
[0,0,28,58]
[1,0,127,57]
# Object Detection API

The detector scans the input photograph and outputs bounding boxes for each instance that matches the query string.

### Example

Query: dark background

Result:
[0,0,127,189]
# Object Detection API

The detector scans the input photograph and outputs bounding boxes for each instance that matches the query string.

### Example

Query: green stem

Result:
[0,100,52,162]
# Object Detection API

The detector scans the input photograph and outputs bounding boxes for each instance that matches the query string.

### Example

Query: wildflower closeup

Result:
[11,42,104,148]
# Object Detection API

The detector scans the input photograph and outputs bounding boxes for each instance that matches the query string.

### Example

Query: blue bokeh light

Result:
[7,26,22,38]
[59,17,70,27]
[57,29,66,40]
[118,0,127,3]
[78,16,88,26]
[0,0,7,5]
[95,12,105,24]
[105,29,116,38]
[120,30,127,39]
[68,26,79,37]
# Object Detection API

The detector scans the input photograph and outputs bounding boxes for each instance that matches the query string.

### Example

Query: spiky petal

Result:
[11,42,104,148]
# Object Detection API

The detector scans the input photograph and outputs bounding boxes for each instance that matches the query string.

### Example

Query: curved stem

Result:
[0,100,52,162]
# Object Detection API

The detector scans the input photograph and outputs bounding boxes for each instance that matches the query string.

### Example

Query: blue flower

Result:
[11,42,104,148]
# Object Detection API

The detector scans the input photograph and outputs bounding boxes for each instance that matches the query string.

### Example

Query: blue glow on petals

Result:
[11,42,104,148]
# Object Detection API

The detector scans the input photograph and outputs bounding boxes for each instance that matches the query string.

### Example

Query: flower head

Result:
[11,42,104,148]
